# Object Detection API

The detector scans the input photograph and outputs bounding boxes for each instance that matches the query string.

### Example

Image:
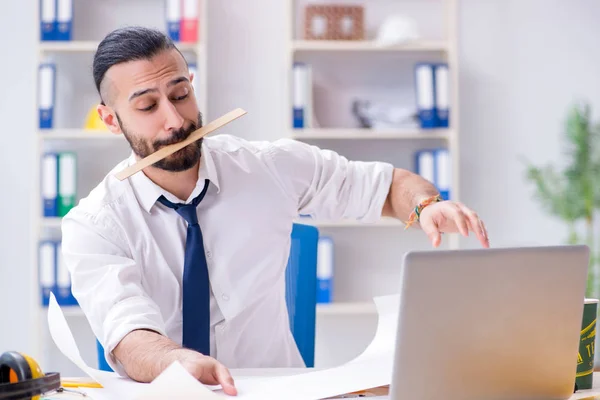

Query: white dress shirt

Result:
[61,134,394,377]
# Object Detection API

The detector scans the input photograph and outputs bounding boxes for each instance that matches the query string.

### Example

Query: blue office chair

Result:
[284,222,319,367]
[97,222,319,370]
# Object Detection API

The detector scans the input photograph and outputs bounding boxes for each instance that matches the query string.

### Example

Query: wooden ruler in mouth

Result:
[114,108,247,181]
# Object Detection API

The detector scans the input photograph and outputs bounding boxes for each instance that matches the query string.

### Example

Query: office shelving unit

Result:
[286,0,460,367]
[31,0,208,374]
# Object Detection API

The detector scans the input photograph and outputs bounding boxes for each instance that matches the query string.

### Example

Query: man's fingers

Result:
[458,204,489,248]
[419,216,441,248]
[449,205,469,237]
[480,219,490,246]
[215,364,237,396]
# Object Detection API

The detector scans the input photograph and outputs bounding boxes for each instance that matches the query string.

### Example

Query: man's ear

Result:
[189,70,194,84]
[97,104,122,135]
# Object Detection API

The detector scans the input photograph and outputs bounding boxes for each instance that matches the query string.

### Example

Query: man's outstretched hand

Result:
[172,349,238,396]
[419,201,489,248]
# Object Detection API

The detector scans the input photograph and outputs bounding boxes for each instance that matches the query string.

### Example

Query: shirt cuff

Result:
[350,161,395,223]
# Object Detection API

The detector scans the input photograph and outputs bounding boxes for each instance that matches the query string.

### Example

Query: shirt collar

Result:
[129,141,220,214]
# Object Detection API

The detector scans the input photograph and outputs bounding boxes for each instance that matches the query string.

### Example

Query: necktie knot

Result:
[157,180,210,226]
[176,206,199,226]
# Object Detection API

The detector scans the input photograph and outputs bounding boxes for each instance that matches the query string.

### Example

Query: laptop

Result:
[388,245,590,400]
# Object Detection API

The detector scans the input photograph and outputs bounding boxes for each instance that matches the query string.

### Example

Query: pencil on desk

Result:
[61,377,103,389]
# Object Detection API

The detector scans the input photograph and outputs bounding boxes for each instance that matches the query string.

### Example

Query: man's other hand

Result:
[113,329,237,395]
[169,349,238,396]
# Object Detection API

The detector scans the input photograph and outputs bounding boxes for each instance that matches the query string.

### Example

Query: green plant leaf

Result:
[523,101,600,223]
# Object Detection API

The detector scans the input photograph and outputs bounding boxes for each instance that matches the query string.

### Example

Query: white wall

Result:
[458,0,600,249]
[206,0,288,140]
[1,0,599,372]
[0,0,37,360]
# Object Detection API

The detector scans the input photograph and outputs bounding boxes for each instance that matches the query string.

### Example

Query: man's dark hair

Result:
[93,26,185,103]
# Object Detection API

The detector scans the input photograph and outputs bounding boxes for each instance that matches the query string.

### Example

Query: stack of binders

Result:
[414,62,450,129]
[40,0,73,41]
[42,152,77,218]
[414,148,451,201]
[39,240,78,307]
[165,0,200,43]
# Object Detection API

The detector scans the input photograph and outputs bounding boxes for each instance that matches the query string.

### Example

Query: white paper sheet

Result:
[220,294,399,400]
[47,293,149,398]
[48,292,401,400]
[351,294,400,366]
[48,292,241,399]
[132,361,223,399]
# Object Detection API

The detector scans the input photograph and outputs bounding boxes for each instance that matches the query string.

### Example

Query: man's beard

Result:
[117,112,204,172]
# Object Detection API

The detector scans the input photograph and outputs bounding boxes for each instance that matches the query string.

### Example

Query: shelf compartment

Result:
[295,217,404,228]
[291,128,450,140]
[292,40,448,53]
[39,129,122,140]
[39,41,201,53]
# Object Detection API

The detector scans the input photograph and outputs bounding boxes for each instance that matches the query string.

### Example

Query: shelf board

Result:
[39,129,123,140]
[296,217,404,228]
[39,41,99,52]
[41,218,62,228]
[39,41,201,53]
[317,302,377,315]
[292,40,448,52]
[290,128,449,140]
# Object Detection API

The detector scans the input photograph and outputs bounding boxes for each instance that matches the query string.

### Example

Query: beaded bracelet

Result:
[404,194,443,230]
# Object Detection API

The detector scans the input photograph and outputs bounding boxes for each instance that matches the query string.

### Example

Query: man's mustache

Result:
[153,125,197,149]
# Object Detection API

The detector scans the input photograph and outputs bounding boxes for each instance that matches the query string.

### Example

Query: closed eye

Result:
[174,93,189,101]
[139,104,156,112]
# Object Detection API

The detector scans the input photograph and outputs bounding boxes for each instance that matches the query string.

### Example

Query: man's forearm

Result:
[112,329,237,394]
[382,168,439,222]
[112,329,185,382]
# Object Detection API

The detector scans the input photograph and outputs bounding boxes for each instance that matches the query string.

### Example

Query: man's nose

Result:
[162,100,185,131]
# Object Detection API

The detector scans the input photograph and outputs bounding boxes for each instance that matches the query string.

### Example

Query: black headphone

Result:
[0,352,60,400]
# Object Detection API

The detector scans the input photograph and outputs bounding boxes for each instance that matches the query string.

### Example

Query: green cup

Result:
[576,298,598,390]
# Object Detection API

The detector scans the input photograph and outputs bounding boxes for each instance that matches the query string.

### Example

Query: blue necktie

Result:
[157,179,210,355]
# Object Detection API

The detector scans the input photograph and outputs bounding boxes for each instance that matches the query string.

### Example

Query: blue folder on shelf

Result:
[40,0,57,40]
[165,0,181,41]
[414,63,436,129]
[39,241,56,306]
[434,63,449,128]
[38,62,56,129]
[56,0,73,41]
[42,152,58,217]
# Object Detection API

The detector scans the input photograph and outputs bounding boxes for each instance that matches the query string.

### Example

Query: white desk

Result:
[229,370,600,399]
[231,369,600,399]
[44,370,600,399]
